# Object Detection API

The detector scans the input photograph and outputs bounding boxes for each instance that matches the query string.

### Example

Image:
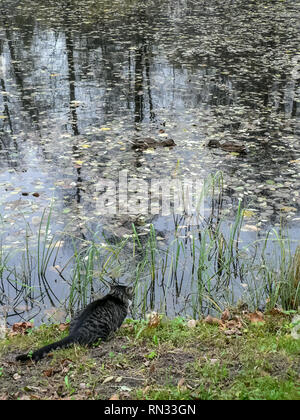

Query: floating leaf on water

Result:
[241,224,260,232]
[280,206,297,213]
[31,216,41,225]
[242,210,255,218]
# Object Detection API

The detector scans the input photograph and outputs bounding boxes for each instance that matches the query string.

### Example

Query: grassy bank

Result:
[1,311,299,400]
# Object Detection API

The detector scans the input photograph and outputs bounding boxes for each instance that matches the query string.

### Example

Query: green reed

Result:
[0,172,299,320]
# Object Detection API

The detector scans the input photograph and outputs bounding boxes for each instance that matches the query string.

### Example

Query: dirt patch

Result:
[0,337,197,400]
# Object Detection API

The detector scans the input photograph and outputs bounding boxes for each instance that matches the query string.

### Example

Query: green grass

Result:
[1,314,299,400]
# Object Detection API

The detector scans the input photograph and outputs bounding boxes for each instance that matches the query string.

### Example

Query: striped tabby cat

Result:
[16,285,133,362]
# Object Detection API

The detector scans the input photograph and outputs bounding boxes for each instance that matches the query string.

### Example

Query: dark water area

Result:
[0,0,300,324]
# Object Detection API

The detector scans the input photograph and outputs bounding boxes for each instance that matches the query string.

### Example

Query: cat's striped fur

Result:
[16,285,133,362]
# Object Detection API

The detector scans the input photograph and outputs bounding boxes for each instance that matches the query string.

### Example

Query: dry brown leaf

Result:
[246,311,264,323]
[10,322,33,336]
[204,315,222,326]
[149,362,156,375]
[60,358,73,367]
[43,368,55,377]
[177,377,187,391]
[58,323,69,331]
[265,308,285,316]
[221,319,242,329]
[29,395,41,400]
[109,394,120,400]
[147,311,160,328]
[177,378,185,388]
[224,328,242,336]
[221,309,230,322]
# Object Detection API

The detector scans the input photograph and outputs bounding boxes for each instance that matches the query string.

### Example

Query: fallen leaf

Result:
[280,206,297,213]
[243,209,256,218]
[265,308,285,316]
[102,376,114,384]
[187,319,198,328]
[43,368,55,377]
[177,378,185,388]
[119,385,132,392]
[224,328,242,336]
[221,309,230,322]
[149,362,156,375]
[142,386,151,396]
[221,319,242,329]
[147,311,160,328]
[177,378,187,391]
[246,311,264,323]
[203,315,222,326]
[109,394,119,400]
[242,224,260,232]
[10,322,33,336]
[58,323,69,331]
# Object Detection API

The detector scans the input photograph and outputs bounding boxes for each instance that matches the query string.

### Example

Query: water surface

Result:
[0,0,300,323]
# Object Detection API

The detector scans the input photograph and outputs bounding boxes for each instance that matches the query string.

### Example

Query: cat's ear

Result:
[126,286,134,296]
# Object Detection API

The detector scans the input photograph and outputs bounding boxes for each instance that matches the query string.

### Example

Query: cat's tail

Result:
[16,335,76,362]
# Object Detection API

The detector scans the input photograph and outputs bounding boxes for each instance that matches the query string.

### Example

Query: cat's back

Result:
[69,294,128,342]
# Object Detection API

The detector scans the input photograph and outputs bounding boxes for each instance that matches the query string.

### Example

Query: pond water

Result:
[0,0,300,324]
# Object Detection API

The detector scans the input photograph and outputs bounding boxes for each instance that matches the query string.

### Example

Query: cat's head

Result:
[109,284,134,304]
